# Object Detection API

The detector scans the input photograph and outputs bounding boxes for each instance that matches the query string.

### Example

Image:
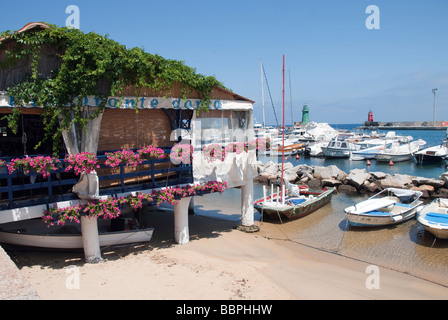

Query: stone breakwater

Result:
[256,161,448,199]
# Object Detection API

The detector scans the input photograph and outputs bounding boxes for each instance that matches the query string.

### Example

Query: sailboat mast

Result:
[281,55,285,201]
[289,69,293,126]
[261,59,266,128]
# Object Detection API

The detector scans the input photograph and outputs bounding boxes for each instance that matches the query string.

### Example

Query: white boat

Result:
[344,188,424,227]
[350,145,386,160]
[323,135,357,158]
[0,218,154,250]
[417,198,448,239]
[375,139,426,162]
[415,143,448,164]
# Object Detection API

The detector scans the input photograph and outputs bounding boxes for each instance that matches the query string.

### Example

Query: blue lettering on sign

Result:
[172,98,181,109]
[67,96,225,110]
[184,100,193,110]
[139,97,146,108]
[94,97,103,107]
[214,100,222,110]
[151,99,158,109]
[108,98,119,108]
[125,98,135,109]
[8,96,15,106]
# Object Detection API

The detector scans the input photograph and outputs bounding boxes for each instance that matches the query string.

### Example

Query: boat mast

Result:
[289,69,293,127]
[261,59,266,128]
[281,55,286,202]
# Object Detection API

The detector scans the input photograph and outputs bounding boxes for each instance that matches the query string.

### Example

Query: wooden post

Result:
[174,196,192,245]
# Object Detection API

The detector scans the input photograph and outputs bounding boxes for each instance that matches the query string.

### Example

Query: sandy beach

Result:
[5,192,448,301]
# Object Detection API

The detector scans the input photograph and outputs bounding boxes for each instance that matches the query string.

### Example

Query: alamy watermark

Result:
[66,5,80,29]
[365,265,380,290]
[65,265,80,290]
[366,5,380,30]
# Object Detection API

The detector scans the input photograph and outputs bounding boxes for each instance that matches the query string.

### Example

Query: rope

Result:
[262,62,279,127]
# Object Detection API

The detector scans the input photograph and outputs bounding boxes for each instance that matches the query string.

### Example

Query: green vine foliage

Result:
[0,24,224,154]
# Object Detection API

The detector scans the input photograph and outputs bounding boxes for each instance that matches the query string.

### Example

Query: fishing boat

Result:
[254,183,335,220]
[344,188,424,227]
[0,218,154,250]
[417,198,448,239]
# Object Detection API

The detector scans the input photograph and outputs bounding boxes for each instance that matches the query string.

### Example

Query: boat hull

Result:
[323,148,351,158]
[415,153,445,164]
[375,153,415,162]
[346,207,420,227]
[0,219,154,249]
[417,199,448,239]
[254,188,334,220]
[344,188,424,227]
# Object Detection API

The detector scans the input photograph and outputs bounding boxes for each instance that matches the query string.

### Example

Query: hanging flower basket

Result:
[65,152,100,175]
[137,145,165,160]
[105,149,143,167]
[6,156,61,179]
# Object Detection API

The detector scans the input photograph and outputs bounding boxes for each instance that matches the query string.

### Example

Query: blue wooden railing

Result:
[0,149,193,211]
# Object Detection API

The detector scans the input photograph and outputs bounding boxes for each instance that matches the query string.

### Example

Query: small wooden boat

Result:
[254,183,335,220]
[0,218,154,250]
[344,188,424,227]
[417,198,448,239]
[269,142,307,157]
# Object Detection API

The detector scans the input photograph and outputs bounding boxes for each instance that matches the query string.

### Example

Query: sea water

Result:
[251,125,448,286]
[196,125,448,287]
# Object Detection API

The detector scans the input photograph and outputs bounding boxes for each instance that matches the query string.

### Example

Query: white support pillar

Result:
[241,179,255,227]
[174,197,192,245]
[188,197,195,215]
[81,215,102,263]
[238,179,259,233]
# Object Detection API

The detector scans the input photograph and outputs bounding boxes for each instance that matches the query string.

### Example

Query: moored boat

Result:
[344,188,423,227]
[375,139,426,162]
[417,198,448,239]
[322,135,356,158]
[0,218,154,250]
[254,184,335,220]
[415,143,448,164]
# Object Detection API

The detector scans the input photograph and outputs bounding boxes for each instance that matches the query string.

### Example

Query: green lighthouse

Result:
[302,104,310,125]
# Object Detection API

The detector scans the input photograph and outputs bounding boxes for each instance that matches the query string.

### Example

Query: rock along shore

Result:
[256,161,448,199]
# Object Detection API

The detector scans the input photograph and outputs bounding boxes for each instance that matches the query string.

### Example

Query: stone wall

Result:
[256,161,448,199]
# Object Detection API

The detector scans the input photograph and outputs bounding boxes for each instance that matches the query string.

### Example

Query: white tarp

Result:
[61,107,103,201]
[191,110,258,188]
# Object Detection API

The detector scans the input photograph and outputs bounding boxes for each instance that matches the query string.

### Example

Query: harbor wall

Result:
[361,121,448,131]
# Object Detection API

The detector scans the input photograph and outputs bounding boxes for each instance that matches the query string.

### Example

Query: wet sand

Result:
[5,191,448,300]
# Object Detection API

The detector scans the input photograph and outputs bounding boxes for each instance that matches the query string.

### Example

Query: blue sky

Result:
[2,0,448,125]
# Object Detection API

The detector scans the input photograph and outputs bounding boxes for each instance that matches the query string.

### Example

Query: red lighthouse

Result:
[368,110,374,122]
